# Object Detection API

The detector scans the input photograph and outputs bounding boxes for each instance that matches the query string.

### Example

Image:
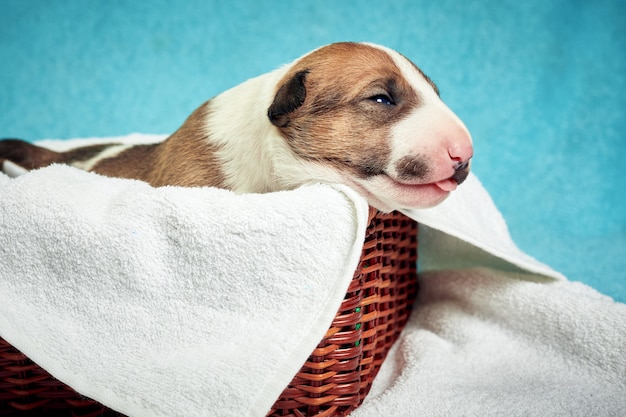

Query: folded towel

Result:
[0,149,369,416]
[1,135,624,416]
[357,176,626,416]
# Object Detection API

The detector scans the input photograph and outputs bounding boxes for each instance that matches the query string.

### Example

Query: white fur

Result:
[203,68,286,192]
[355,43,474,210]
[1,160,28,178]
[203,67,346,194]
[369,42,473,177]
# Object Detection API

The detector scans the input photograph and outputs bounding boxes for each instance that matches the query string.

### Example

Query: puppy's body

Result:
[0,42,473,212]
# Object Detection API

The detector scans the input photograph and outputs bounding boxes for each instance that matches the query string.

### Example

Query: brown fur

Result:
[0,102,225,188]
[90,143,160,181]
[64,144,121,165]
[91,102,225,187]
[269,43,426,179]
[0,139,63,170]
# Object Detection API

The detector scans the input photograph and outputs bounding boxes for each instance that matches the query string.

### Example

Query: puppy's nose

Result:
[452,158,471,185]
[449,143,473,165]
[454,160,470,172]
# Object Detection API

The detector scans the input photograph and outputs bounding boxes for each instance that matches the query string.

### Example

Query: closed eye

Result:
[369,94,395,106]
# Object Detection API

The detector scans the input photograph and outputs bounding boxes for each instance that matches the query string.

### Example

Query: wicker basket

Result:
[0,209,418,417]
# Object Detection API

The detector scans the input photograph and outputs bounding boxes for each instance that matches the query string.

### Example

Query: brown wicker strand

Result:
[266,210,418,416]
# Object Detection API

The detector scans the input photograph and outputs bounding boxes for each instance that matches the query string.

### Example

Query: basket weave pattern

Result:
[267,209,418,416]
[0,209,418,417]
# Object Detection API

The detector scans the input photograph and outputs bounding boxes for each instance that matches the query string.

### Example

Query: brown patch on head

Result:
[268,42,430,178]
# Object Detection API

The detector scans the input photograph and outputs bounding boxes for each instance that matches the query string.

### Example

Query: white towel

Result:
[0,150,369,416]
[357,174,626,417]
[1,135,624,416]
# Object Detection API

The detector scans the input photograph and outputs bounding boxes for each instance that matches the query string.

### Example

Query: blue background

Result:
[1,0,624,302]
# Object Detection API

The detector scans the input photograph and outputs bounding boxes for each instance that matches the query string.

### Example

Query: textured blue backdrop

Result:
[1,0,624,301]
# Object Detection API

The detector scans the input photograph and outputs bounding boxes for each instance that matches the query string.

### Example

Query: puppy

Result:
[0,42,473,212]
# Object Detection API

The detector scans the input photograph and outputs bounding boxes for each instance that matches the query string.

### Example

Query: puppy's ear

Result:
[268,70,308,128]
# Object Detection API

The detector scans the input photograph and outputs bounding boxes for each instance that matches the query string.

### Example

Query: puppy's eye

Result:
[369,94,395,106]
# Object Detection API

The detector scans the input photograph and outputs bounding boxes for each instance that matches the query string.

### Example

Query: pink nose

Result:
[448,140,473,168]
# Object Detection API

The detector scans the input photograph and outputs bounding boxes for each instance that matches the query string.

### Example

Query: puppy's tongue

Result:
[434,178,458,192]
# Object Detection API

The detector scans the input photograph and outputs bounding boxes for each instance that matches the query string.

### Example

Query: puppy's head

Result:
[268,42,473,212]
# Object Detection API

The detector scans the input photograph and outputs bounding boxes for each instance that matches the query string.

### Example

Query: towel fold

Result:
[355,173,626,416]
[0,154,369,416]
[1,135,624,416]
